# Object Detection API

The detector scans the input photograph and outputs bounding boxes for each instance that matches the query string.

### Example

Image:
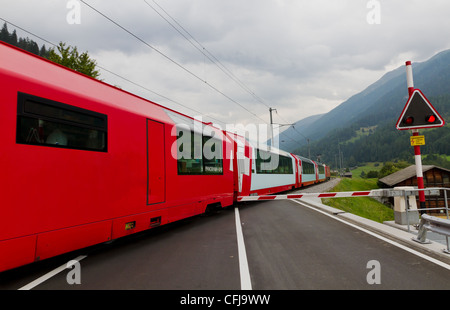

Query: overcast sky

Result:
[2,0,450,131]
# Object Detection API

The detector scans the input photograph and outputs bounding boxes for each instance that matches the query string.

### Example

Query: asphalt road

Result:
[240,199,450,290]
[2,196,450,291]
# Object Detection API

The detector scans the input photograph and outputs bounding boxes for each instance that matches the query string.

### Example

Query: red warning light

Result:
[426,115,436,123]
[404,116,414,125]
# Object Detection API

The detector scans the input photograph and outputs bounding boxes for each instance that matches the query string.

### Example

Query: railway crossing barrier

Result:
[238,187,440,227]
[237,188,440,202]
[239,186,450,253]
[238,188,441,227]
[413,214,450,254]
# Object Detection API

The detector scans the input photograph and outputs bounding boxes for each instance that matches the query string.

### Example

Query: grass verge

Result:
[322,178,394,223]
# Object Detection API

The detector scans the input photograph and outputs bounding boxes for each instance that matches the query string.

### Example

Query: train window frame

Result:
[302,161,315,175]
[177,130,204,175]
[176,129,223,176]
[202,135,223,175]
[318,165,325,174]
[16,92,108,152]
[255,149,293,175]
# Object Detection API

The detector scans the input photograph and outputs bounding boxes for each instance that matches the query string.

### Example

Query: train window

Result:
[203,136,223,175]
[255,149,271,173]
[16,93,107,152]
[255,149,293,174]
[177,131,203,174]
[318,165,325,174]
[302,161,315,174]
[176,129,223,175]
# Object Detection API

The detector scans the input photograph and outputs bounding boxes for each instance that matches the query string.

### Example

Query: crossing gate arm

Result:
[238,190,380,202]
[237,188,441,202]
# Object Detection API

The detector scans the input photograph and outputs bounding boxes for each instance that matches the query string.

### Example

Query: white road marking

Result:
[234,207,252,290]
[19,209,253,290]
[18,255,87,290]
[292,199,450,271]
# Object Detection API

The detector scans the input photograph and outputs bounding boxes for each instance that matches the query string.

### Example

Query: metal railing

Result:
[397,187,450,254]
[413,214,450,253]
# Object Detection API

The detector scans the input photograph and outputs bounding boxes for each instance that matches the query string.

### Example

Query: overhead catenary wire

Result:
[145,0,271,110]
[143,0,308,149]
[2,11,308,150]
[85,0,306,146]
[0,17,229,128]
[79,0,268,125]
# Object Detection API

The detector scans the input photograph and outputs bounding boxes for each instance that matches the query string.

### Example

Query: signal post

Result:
[407,61,426,209]
[412,129,425,209]
[396,61,445,211]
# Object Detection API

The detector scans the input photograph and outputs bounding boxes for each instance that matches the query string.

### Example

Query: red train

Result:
[0,41,330,272]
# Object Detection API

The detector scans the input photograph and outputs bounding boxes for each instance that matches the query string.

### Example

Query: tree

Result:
[378,161,409,179]
[0,23,99,78]
[366,170,379,178]
[48,42,100,79]
[10,30,18,46]
[39,44,50,58]
[0,23,10,42]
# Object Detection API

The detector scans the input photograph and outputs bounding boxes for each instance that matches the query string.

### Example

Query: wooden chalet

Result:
[378,165,450,214]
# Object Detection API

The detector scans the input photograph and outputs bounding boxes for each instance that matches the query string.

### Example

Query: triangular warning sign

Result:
[396,89,445,130]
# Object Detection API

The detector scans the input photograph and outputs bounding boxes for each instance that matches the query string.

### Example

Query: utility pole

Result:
[338,142,342,176]
[270,108,305,153]
[307,138,311,159]
[269,107,275,149]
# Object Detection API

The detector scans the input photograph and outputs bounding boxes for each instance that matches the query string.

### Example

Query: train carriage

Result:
[0,41,329,272]
[243,145,296,196]
[325,165,331,180]
[317,162,327,182]
[296,155,317,186]
[0,42,235,272]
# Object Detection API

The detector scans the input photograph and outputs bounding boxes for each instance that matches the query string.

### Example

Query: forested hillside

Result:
[291,49,450,169]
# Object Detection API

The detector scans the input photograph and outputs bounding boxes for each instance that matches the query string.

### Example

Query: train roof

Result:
[246,141,294,157]
[0,41,225,134]
[1,41,325,164]
[292,154,313,162]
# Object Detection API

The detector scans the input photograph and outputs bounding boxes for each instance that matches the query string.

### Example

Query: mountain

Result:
[280,48,450,168]
[277,113,324,152]
[277,65,406,152]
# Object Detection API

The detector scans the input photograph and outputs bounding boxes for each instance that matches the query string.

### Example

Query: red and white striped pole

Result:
[406,61,426,211]
[406,61,414,97]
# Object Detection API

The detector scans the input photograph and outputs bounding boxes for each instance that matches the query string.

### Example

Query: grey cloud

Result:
[2,0,450,126]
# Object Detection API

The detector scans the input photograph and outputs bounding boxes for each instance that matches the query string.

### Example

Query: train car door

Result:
[147,119,165,204]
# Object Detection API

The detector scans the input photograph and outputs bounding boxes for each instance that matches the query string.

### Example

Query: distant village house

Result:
[378,165,450,215]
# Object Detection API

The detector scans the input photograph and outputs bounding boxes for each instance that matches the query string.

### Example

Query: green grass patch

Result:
[351,162,382,178]
[345,126,378,144]
[322,178,394,223]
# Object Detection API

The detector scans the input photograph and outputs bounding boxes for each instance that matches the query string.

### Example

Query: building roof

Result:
[379,165,450,187]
